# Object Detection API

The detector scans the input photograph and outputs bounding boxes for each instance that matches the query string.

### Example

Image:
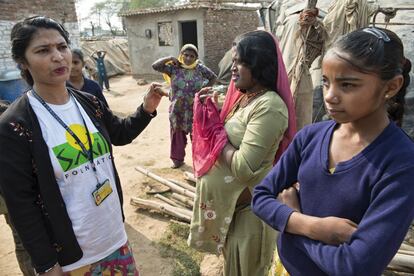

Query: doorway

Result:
[180,21,198,48]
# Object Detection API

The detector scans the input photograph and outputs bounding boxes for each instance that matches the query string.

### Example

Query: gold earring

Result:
[385,94,390,99]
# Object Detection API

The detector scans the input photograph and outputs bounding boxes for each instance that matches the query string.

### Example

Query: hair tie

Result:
[362,27,391,42]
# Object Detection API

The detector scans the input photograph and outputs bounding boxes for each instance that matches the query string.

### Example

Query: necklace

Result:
[224,88,269,122]
[239,88,268,108]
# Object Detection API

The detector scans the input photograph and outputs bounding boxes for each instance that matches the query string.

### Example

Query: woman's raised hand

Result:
[169,56,180,66]
[198,87,220,107]
[198,87,213,97]
[143,82,168,114]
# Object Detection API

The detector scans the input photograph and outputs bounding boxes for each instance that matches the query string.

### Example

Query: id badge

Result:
[92,179,113,206]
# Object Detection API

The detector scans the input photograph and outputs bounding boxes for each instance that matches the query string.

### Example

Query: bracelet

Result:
[36,262,59,275]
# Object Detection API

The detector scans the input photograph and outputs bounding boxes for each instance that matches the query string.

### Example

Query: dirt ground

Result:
[0,75,199,276]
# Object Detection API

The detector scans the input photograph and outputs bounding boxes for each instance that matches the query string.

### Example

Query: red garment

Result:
[219,79,241,122]
[192,95,228,177]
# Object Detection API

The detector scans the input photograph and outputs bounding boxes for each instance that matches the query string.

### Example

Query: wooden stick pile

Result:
[131,166,197,223]
[131,166,414,272]
[387,243,414,273]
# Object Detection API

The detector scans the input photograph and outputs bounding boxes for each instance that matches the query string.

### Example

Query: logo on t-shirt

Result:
[52,124,109,172]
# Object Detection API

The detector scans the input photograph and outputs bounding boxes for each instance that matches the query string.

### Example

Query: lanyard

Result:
[31,89,99,177]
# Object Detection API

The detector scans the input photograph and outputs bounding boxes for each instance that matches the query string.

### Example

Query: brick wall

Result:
[203,9,259,73]
[0,0,79,72]
[0,20,15,72]
[0,0,77,22]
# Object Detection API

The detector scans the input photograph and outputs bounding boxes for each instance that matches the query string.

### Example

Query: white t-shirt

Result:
[28,92,127,272]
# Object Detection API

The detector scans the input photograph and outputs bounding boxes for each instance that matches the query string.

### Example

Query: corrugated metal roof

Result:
[119,3,259,17]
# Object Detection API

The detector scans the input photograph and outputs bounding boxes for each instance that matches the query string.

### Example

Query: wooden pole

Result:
[154,194,180,207]
[183,171,196,183]
[388,252,414,273]
[168,178,196,193]
[130,197,191,222]
[397,249,414,257]
[169,197,191,209]
[171,193,195,209]
[307,0,317,9]
[145,183,170,194]
[400,243,414,251]
[135,166,195,199]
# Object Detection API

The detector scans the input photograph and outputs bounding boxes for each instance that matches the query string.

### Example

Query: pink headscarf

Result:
[192,31,296,177]
[220,32,296,163]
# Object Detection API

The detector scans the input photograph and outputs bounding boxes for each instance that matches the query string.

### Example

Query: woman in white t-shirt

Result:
[0,16,167,276]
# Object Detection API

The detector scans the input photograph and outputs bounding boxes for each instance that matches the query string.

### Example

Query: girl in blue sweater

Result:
[252,27,413,275]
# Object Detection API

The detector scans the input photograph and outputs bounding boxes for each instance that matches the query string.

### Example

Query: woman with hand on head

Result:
[67,48,109,107]
[152,44,217,168]
[0,16,166,276]
[188,30,296,276]
[252,27,413,275]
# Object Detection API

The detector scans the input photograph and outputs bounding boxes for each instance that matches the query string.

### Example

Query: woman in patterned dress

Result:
[188,31,296,276]
[152,44,217,168]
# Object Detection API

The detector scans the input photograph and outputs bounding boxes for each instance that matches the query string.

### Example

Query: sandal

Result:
[171,160,184,169]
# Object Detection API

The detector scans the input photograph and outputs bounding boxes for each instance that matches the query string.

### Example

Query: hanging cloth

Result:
[323,0,377,49]
[192,96,228,177]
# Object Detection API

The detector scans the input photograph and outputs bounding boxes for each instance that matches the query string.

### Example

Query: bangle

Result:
[37,262,59,275]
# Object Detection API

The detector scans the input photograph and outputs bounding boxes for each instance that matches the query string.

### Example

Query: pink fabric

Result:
[272,37,297,163]
[192,95,228,177]
[219,78,242,122]
[192,31,296,177]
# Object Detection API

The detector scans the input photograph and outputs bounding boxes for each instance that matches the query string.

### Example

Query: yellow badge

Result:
[92,179,113,206]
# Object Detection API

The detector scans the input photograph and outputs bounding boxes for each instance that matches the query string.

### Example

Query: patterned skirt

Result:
[63,242,139,276]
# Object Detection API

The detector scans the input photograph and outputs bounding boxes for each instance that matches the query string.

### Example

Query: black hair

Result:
[71,48,85,64]
[0,100,10,114]
[233,30,278,91]
[10,16,70,87]
[330,27,411,126]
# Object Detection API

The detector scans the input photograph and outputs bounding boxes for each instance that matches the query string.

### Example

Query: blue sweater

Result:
[252,120,414,276]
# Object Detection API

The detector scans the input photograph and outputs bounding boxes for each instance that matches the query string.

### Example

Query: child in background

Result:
[67,49,109,107]
[91,50,110,91]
